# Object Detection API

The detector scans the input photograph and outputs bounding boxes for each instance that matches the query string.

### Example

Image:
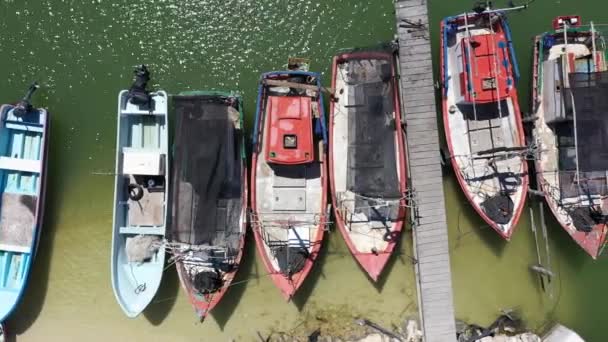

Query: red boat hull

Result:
[328,51,408,281]
[531,34,608,258]
[440,16,528,240]
[251,72,328,299]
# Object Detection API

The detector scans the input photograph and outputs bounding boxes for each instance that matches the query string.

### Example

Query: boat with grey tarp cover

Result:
[170,91,246,319]
[532,16,608,258]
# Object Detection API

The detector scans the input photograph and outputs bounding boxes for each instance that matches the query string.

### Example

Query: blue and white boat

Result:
[111,66,168,317]
[0,83,49,322]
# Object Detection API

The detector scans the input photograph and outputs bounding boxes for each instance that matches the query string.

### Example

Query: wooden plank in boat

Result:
[263,79,319,92]
[0,157,41,174]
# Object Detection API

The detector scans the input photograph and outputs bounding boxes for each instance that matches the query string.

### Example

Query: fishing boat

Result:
[111,66,168,317]
[531,16,608,258]
[251,69,328,300]
[0,83,49,322]
[441,6,528,239]
[170,91,247,319]
[329,48,408,281]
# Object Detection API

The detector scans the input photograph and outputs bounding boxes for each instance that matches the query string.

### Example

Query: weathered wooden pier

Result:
[394,0,457,341]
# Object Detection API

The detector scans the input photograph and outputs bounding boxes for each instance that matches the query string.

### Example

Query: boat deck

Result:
[395,0,457,341]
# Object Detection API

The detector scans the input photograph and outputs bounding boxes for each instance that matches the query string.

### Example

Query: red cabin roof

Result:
[462,33,511,103]
[265,95,314,165]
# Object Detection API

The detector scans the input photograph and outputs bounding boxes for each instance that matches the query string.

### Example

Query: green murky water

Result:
[0,0,606,341]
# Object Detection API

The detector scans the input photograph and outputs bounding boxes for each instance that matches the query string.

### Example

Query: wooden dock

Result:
[394,0,457,341]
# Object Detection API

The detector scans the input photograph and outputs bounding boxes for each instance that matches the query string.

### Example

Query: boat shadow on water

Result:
[209,231,256,330]
[292,226,332,311]
[5,134,62,340]
[371,227,409,292]
[446,175,507,257]
[143,263,180,326]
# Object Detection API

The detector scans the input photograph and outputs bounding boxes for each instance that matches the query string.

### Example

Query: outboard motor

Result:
[127,65,152,107]
[473,1,490,14]
[13,82,39,117]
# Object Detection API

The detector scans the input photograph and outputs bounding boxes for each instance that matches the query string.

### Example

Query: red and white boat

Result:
[329,49,407,281]
[441,9,528,239]
[531,16,608,258]
[251,70,328,300]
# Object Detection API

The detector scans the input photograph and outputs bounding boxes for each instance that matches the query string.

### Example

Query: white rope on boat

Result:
[463,12,479,122]
[591,21,598,71]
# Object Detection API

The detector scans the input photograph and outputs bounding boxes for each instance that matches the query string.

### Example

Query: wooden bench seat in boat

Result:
[0,193,35,250]
[119,226,164,236]
[122,148,165,176]
[4,120,44,133]
[0,157,41,174]
[120,92,168,116]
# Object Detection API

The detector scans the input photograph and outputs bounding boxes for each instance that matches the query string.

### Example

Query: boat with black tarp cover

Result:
[532,16,608,258]
[170,91,247,319]
[329,45,408,281]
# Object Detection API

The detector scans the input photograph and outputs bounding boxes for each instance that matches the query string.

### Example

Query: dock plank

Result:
[396,1,456,340]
